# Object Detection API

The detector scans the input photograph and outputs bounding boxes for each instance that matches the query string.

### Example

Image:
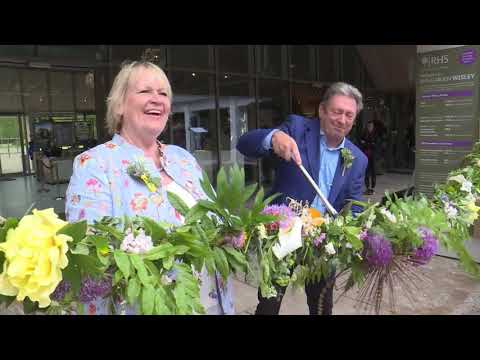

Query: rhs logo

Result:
[421,54,449,66]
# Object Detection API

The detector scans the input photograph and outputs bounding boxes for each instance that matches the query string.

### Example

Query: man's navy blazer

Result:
[236,115,368,214]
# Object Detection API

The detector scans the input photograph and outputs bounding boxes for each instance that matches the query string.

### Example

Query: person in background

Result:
[360,119,378,195]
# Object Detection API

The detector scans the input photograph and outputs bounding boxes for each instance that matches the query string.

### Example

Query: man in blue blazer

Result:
[237,82,367,315]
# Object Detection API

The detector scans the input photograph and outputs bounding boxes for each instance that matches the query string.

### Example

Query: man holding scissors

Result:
[236,82,367,315]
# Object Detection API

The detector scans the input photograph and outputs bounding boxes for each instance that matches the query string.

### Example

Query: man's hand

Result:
[271,131,302,165]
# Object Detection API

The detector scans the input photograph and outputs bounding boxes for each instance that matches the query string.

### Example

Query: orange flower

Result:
[307,208,324,226]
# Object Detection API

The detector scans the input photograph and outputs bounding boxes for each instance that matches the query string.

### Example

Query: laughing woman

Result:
[65,61,234,315]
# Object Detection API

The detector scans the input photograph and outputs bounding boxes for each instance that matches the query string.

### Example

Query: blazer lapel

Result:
[305,119,320,185]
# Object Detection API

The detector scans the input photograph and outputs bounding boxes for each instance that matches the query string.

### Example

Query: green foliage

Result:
[57,221,87,245]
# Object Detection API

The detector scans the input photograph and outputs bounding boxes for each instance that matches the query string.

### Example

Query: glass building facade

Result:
[0,45,415,191]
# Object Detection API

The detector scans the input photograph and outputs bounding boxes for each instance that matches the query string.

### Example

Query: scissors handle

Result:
[298,164,338,217]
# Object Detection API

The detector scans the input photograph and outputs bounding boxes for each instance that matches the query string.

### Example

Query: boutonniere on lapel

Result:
[340,148,355,176]
[127,158,161,193]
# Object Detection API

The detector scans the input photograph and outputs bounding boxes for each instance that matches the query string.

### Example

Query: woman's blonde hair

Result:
[105,61,172,135]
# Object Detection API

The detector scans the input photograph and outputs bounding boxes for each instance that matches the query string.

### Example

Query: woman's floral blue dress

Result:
[65,134,235,315]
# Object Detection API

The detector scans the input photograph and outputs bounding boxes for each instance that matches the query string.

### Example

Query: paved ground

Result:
[233,255,480,315]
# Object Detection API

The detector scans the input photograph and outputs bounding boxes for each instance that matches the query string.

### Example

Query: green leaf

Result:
[185,204,209,224]
[0,252,4,271]
[140,217,168,243]
[141,286,155,315]
[113,270,123,286]
[130,255,151,286]
[114,250,131,280]
[70,243,90,255]
[242,183,258,203]
[204,254,216,275]
[144,260,161,283]
[167,191,190,216]
[93,223,124,242]
[143,243,175,261]
[215,167,228,206]
[223,246,248,272]
[154,287,171,315]
[196,199,221,213]
[127,278,141,305]
[91,235,110,256]
[0,218,18,243]
[57,221,87,244]
[163,255,174,270]
[199,170,217,201]
[63,255,82,295]
[23,298,38,314]
[0,294,16,308]
[213,247,230,280]
[73,254,104,277]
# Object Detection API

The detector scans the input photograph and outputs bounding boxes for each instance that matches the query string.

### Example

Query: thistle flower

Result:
[261,205,295,233]
[51,280,71,302]
[224,231,246,250]
[363,232,393,267]
[412,227,438,265]
[79,276,112,303]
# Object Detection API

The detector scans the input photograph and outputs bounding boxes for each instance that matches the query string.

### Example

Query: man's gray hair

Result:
[321,82,363,113]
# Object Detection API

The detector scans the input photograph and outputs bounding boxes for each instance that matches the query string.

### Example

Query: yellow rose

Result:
[0,208,72,308]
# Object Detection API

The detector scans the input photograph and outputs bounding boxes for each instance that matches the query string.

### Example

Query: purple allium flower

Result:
[51,280,71,302]
[359,229,368,241]
[363,232,393,267]
[79,276,112,303]
[261,204,295,233]
[313,233,326,247]
[411,227,438,265]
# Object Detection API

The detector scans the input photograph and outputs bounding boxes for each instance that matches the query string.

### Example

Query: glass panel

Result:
[291,83,323,118]
[167,71,218,182]
[257,79,290,192]
[342,46,363,88]
[168,45,210,70]
[256,45,283,78]
[22,69,49,113]
[218,45,249,74]
[0,45,35,58]
[289,45,315,80]
[218,75,257,185]
[37,45,99,60]
[74,72,96,111]
[111,46,149,64]
[50,71,74,112]
[317,46,336,82]
[0,115,22,174]
[0,68,22,112]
